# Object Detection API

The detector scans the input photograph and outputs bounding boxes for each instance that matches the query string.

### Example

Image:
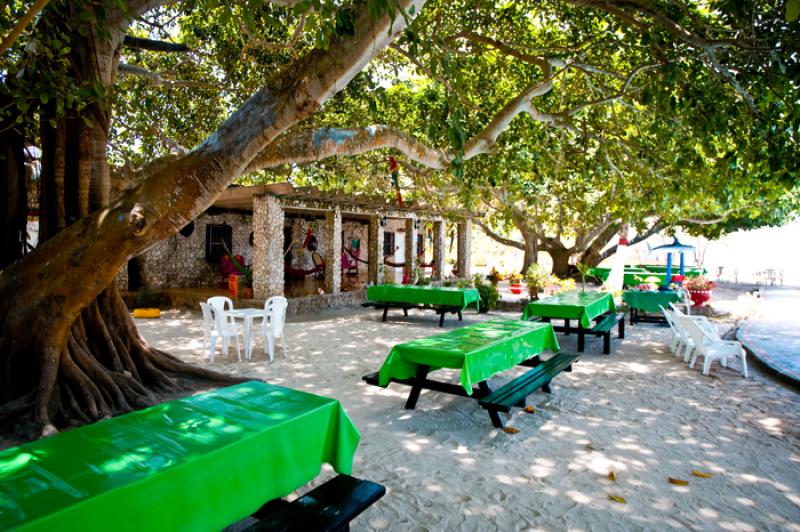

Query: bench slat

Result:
[479,353,579,412]
[245,474,386,532]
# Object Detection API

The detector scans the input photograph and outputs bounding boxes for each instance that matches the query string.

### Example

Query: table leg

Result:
[382,307,389,322]
[405,365,430,410]
[564,319,570,335]
[243,316,252,361]
[478,381,504,428]
[578,324,585,352]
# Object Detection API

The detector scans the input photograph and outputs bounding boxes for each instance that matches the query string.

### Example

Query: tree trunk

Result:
[549,248,572,278]
[0,95,28,269]
[0,4,241,438]
[578,223,619,267]
[521,233,538,274]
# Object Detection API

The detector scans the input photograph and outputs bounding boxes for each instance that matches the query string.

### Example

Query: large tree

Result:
[1,0,797,438]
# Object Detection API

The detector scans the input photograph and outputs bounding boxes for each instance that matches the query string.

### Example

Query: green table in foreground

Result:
[623,290,684,324]
[0,381,360,532]
[364,320,563,428]
[365,284,481,326]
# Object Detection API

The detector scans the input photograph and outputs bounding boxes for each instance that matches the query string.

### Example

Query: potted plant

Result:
[684,276,717,307]
[473,274,500,313]
[524,264,554,301]
[508,272,524,294]
[576,263,592,292]
[486,267,504,286]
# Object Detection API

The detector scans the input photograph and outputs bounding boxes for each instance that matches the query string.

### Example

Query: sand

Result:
[136,307,800,531]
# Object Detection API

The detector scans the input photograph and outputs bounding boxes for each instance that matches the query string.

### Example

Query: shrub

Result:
[476,283,500,313]
[524,264,556,300]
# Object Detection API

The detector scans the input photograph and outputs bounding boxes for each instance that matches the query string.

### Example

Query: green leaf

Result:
[787,0,800,22]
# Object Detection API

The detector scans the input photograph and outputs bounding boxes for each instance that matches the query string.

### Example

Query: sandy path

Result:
[137,308,800,531]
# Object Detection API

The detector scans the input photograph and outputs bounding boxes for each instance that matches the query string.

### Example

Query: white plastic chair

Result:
[208,296,235,325]
[682,317,748,377]
[256,296,288,361]
[660,306,682,354]
[200,302,242,362]
[674,288,692,315]
[671,309,719,362]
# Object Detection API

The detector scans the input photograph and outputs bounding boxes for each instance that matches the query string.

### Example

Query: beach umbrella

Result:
[648,237,695,287]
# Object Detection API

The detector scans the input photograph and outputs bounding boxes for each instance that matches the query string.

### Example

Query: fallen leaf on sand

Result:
[608,494,626,504]
[503,426,520,434]
[691,470,713,478]
[608,471,617,482]
[585,443,595,451]
[668,477,689,486]
[524,406,536,414]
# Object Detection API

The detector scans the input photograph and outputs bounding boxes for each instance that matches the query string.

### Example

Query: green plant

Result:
[684,276,717,290]
[476,283,500,313]
[524,264,556,300]
[576,263,592,292]
[556,278,576,293]
[507,272,523,284]
[134,287,162,308]
[456,278,473,289]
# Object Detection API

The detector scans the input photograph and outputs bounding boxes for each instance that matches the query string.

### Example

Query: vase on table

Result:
[509,283,523,295]
[688,289,712,307]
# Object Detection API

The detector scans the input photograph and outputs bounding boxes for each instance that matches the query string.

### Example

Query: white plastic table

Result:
[225,308,263,360]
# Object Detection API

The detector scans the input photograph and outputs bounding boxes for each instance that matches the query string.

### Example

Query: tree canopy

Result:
[0,0,798,435]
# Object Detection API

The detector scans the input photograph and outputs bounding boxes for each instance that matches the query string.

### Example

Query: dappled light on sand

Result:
[136,307,800,530]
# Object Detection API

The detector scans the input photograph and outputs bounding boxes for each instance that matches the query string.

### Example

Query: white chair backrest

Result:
[264,296,288,338]
[200,302,214,335]
[680,316,710,354]
[669,302,686,316]
[208,296,234,317]
[210,304,228,334]
[661,306,677,332]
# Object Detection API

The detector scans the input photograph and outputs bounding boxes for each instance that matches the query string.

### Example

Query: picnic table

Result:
[364,284,481,326]
[363,319,577,428]
[589,266,706,286]
[0,381,363,532]
[623,289,684,324]
[522,291,623,354]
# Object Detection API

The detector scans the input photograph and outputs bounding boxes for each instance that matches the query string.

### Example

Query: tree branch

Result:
[0,0,50,55]
[122,35,190,52]
[474,220,525,250]
[599,218,664,261]
[118,63,225,89]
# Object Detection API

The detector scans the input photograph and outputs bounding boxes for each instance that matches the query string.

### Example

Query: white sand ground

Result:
[136,307,800,531]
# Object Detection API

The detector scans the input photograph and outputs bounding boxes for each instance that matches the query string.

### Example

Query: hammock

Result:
[285,252,325,277]
[344,245,370,265]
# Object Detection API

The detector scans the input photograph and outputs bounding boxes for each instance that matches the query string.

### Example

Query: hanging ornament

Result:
[388,156,403,207]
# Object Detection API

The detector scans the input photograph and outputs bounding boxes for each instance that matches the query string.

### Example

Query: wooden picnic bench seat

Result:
[479,353,579,427]
[581,312,625,354]
[362,301,464,327]
[233,474,386,532]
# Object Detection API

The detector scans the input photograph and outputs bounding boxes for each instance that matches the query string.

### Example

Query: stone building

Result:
[119,183,476,305]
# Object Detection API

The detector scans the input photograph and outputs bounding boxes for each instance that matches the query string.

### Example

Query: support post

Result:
[324,208,342,294]
[368,215,383,285]
[432,220,445,281]
[665,252,673,287]
[404,217,417,282]
[457,220,472,279]
[252,195,284,299]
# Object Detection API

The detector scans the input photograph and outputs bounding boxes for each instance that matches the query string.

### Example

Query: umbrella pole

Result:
[665,252,673,288]
[679,253,685,277]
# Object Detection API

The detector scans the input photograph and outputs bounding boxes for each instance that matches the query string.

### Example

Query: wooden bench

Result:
[479,353,579,428]
[576,312,624,354]
[362,301,464,327]
[233,474,385,532]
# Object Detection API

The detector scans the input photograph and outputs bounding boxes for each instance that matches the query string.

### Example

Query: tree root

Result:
[2,284,251,442]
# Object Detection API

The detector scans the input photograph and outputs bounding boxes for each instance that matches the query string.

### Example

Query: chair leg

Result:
[703,356,713,376]
[689,351,698,368]
[235,336,241,362]
[209,336,217,363]
[267,335,275,362]
[223,336,230,359]
[280,337,288,358]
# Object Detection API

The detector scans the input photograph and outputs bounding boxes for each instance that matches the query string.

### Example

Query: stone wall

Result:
[127,212,254,290]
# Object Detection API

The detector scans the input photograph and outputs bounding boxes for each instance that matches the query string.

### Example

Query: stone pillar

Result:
[432,220,446,281]
[252,195,284,299]
[323,208,342,294]
[457,219,472,279]
[368,215,383,284]
[404,217,417,280]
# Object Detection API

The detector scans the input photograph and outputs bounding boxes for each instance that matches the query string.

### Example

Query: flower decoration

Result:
[684,276,717,290]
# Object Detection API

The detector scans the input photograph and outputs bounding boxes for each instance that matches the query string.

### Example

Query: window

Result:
[383,231,395,256]
[205,224,232,263]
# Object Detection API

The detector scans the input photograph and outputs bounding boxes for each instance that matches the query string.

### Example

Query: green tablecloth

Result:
[589,266,706,286]
[0,381,360,532]
[623,290,684,313]
[367,284,480,310]
[377,319,560,394]
[522,291,616,328]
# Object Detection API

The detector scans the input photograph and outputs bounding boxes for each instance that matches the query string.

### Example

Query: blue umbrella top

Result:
[648,237,695,255]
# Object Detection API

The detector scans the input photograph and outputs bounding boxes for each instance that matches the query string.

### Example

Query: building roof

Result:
[212,183,478,219]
